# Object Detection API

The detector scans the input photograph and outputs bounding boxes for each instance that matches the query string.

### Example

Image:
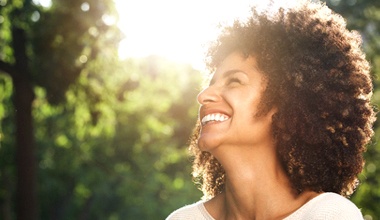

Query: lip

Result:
[199,106,231,126]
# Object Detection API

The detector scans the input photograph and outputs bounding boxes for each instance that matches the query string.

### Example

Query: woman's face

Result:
[197,52,275,152]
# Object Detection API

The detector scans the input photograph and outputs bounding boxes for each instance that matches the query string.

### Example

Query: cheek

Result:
[243,96,263,116]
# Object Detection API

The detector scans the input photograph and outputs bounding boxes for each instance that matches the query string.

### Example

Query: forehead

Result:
[210,52,261,81]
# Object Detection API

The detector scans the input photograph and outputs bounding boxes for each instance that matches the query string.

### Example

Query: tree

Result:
[0,0,122,219]
[32,56,202,219]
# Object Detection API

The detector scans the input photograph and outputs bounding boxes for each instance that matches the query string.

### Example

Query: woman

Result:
[167,0,375,219]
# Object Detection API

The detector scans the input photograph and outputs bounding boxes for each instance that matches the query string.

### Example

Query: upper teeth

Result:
[201,113,229,125]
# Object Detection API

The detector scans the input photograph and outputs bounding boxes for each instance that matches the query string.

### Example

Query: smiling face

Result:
[197,52,275,153]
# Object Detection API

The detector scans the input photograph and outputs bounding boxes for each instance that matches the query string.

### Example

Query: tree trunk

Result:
[12,27,37,220]
[13,76,36,220]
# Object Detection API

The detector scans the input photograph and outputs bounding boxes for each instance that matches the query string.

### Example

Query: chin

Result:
[198,138,220,153]
[197,142,210,152]
[198,138,211,151]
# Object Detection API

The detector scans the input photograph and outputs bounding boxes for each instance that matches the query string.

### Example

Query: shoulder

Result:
[288,192,364,220]
[166,201,214,220]
[313,192,364,218]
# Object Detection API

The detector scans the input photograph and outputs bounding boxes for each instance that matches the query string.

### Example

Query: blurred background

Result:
[0,0,379,219]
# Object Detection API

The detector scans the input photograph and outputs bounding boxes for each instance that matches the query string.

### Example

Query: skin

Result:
[197,52,319,220]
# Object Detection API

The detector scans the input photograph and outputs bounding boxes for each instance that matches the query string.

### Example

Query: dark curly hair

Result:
[190,0,375,199]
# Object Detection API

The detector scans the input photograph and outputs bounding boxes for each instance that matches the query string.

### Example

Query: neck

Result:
[205,143,318,220]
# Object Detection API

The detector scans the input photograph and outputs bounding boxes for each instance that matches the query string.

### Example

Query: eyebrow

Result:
[209,69,246,85]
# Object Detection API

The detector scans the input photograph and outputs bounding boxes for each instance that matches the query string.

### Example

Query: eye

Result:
[227,77,242,85]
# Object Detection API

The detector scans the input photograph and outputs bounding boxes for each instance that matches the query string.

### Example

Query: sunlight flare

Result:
[115,0,256,69]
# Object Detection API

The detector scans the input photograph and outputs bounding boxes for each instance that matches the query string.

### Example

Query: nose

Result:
[197,85,220,105]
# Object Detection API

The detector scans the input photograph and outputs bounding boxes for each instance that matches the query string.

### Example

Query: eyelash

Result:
[227,77,241,85]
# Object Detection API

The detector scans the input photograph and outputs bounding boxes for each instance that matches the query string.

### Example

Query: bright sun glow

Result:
[34,0,296,70]
[115,0,257,69]
[32,0,52,8]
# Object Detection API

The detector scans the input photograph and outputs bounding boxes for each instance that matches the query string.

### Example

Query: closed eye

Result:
[227,77,242,85]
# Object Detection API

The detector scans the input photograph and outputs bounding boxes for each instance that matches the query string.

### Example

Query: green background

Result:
[0,0,379,219]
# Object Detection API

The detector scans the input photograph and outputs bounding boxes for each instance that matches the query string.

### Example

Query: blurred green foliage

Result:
[0,0,379,219]
[1,0,202,219]
[33,56,203,219]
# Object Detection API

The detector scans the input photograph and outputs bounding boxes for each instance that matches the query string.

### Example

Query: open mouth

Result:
[201,113,230,126]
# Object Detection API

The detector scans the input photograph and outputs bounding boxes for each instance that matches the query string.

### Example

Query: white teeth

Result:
[201,113,229,125]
